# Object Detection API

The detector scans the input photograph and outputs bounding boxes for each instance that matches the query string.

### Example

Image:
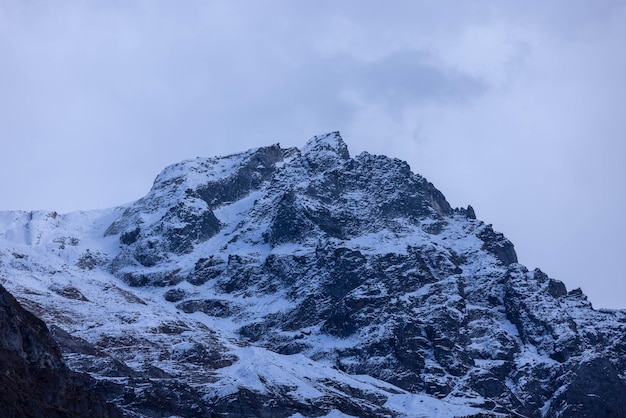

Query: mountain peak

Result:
[301,131,350,162]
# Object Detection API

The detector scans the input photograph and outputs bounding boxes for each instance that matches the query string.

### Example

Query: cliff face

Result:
[0,132,625,417]
[0,284,121,418]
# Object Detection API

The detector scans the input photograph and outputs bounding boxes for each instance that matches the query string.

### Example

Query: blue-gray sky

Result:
[1,1,625,308]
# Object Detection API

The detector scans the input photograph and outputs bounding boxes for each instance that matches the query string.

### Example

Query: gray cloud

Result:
[345,50,487,110]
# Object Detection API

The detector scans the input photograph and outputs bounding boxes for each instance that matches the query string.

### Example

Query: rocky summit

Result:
[1,132,625,417]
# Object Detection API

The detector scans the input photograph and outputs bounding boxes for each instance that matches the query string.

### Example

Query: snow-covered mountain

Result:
[1,132,625,417]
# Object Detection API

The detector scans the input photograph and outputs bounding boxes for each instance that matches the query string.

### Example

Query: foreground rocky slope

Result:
[0,284,121,417]
[1,132,625,417]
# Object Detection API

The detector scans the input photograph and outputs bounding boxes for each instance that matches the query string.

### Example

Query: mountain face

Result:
[1,132,625,417]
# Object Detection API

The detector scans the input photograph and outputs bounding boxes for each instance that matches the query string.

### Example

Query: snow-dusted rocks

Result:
[1,132,625,417]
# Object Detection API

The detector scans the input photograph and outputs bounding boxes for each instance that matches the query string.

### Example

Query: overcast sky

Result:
[1,1,625,308]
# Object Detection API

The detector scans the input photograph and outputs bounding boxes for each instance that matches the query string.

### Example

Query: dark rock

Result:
[120,227,140,245]
[133,238,168,268]
[321,301,358,338]
[477,224,518,266]
[471,374,508,398]
[121,268,184,287]
[547,278,567,298]
[209,386,392,418]
[187,256,226,285]
[171,341,213,364]
[466,205,476,219]
[50,285,89,301]
[269,190,316,246]
[0,285,121,417]
[121,379,211,418]
[216,254,260,293]
[164,288,187,302]
[548,357,626,417]
[76,249,108,270]
[161,202,221,254]
[177,299,235,317]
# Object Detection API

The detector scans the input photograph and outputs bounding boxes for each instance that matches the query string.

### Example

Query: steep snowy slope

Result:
[1,132,625,417]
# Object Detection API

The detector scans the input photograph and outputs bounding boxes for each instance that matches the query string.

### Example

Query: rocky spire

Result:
[301,132,350,171]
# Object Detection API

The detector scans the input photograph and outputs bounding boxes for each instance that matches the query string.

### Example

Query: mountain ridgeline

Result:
[0,132,625,417]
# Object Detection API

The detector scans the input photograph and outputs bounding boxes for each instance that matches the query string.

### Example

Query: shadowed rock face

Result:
[0,285,121,418]
[547,357,626,417]
[1,132,625,417]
